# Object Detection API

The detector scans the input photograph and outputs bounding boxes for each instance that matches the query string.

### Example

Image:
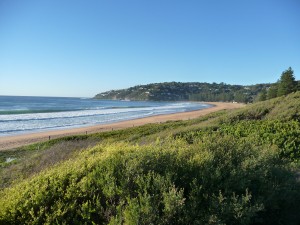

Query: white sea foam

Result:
[0,101,212,136]
[0,103,198,122]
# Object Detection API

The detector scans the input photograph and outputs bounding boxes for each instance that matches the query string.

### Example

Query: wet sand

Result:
[0,102,244,151]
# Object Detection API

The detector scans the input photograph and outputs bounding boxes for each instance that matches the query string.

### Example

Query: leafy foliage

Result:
[256,67,300,101]
[277,67,298,97]
[1,138,299,225]
[267,84,278,99]
[257,67,299,101]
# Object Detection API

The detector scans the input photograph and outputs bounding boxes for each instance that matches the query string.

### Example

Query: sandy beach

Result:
[0,102,244,151]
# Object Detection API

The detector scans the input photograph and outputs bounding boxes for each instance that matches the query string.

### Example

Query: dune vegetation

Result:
[0,91,300,225]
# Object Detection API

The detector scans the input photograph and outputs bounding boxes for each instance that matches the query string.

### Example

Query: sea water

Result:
[0,96,212,136]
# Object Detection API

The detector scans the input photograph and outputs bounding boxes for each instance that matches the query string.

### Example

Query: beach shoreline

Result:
[0,102,244,151]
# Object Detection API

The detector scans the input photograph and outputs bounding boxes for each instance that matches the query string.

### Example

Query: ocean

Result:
[0,96,212,136]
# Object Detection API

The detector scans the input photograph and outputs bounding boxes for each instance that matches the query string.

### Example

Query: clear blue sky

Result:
[0,0,299,97]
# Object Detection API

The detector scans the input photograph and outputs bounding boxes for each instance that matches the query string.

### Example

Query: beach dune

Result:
[0,102,244,151]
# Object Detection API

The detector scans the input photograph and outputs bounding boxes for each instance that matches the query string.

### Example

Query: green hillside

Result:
[1,92,300,225]
[94,82,270,103]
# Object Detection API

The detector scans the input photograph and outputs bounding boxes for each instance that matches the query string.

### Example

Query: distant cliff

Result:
[94,82,271,103]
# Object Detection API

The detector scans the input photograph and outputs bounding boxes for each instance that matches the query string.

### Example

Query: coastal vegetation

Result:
[94,82,270,103]
[257,67,299,102]
[94,68,299,104]
[0,91,300,224]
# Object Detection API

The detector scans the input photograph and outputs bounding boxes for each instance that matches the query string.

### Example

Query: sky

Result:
[0,0,299,97]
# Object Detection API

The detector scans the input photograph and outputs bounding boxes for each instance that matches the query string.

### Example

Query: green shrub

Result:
[1,137,299,225]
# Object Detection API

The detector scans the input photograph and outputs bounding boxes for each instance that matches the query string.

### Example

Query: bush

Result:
[1,137,299,225]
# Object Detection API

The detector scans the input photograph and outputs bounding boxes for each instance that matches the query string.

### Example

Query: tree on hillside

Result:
[256,89,267,101]
[234,90,248,103]
[277,67,297,96]
[267,84,278,99]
